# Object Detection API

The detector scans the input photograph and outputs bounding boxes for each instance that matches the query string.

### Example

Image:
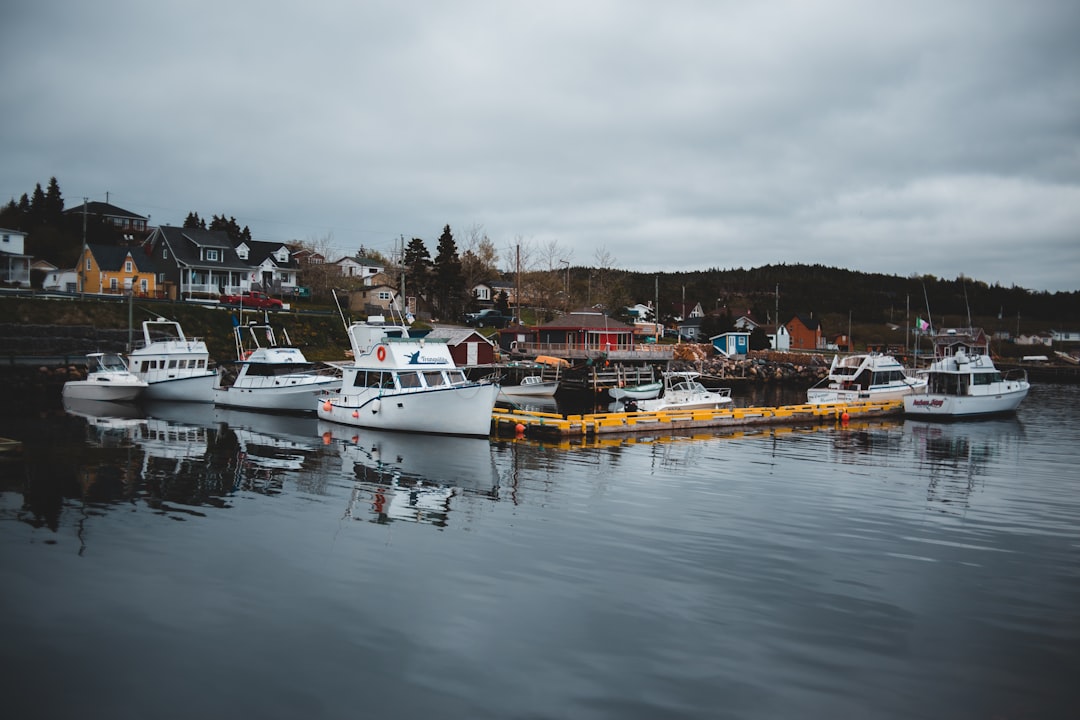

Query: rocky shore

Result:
[670,344,830,385]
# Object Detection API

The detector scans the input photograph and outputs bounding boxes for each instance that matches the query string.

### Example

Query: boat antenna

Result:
[962,276,972,330]
[331,288,350,334]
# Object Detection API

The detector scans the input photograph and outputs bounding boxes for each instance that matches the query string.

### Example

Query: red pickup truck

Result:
[220,290,283,309]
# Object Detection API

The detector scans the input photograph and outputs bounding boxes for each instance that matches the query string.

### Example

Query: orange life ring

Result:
[376,346,386,362]
[242,350,253,360]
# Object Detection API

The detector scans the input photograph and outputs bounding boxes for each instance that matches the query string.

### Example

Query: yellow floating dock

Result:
[492,400,903,438]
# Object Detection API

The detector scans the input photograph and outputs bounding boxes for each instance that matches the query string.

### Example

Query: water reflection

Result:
[906,417,1025,513]
[320,422,501,527]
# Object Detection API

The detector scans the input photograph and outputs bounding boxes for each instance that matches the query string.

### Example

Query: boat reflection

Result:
[62,396,147,448]
[320,422,501,527]
[905,416,1025,513]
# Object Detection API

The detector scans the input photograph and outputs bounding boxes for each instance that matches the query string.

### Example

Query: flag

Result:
[916,317,930,332]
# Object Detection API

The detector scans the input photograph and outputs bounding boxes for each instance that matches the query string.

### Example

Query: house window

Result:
[378,291,392,301]
[2,235,8,243]
[140,279,148,293]
[86,258,91,271]
[163,249,168,260]
[110,278,118,290]
[237,247,248,260]
[281,273,291,284]
[125,260,133,273]
[207,249,219,261]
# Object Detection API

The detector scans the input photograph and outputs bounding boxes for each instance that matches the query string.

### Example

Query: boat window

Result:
[973,372,1001,385]
[246,363,315,377]
[398,372,422,389]
[423,371,446,387]
[169,360,178,369]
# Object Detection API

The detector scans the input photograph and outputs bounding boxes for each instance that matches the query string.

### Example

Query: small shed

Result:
[430,327,497,367]
[711,331,750,357]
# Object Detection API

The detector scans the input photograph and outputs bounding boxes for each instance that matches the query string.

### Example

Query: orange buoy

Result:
[322,401,332,412]
[352,410,359,418]
[841,412,850,423]
[515,423,526,434]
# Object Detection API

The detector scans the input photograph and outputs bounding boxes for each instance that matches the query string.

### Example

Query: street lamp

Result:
[559,260,570,306]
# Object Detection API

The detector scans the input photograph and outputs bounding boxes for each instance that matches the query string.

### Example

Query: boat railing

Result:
[1004,368,1029,383]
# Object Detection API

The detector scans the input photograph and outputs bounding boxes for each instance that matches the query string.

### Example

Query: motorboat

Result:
[498,374,559,398]
[127,317,218,403]
[62,352,148,402]
[632,371,734,412]
[317,314,500,436]
[807,352,926,404]
[903,328,1029,418]
[609,380,663,401]
[214,322,341,414]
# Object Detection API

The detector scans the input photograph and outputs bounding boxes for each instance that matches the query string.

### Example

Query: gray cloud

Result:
[3,0,1078,291]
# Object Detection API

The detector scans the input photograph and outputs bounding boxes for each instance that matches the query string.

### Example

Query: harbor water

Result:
[1,384,1078,719]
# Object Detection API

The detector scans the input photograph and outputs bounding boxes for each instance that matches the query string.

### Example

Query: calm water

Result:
[1,384,1078,719]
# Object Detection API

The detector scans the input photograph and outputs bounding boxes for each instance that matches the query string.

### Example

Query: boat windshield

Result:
[96,354,129,372]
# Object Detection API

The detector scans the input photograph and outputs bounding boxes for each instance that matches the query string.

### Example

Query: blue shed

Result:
[711,331,750,357]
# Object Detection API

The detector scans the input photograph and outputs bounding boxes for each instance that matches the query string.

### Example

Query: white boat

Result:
[214,322,341,414]
[127,318,218,403]
[498,374,559,398]
[903,328,1030,418]
[609,380,663,401]
[632,371,734,412]
[807,352,926,404]
[62,352,149,402]
[317,315,500,436]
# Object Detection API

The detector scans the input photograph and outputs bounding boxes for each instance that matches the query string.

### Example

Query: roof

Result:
[791,314,821,330]
[63,201,146,221]
[538,310,633,330]
[242,239,298,268]
[428,328,494,346]
[150,226,252,271]
[87,243,159,272]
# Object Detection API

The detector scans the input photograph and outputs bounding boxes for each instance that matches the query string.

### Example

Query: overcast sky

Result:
[2,0,1078,292]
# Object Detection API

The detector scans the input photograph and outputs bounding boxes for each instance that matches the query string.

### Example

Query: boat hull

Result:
[903,385,1029,418]
[214,378,340,414]
[318,383,500,436]
[62,380,146,402]
[498,381,559,398]
[609,382,663,400]
[143,372,218,403]
[807,382,926,405]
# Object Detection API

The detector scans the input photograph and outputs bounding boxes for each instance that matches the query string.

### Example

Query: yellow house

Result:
[78,244,160,297]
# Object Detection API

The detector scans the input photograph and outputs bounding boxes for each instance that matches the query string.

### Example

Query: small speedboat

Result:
[62,353,148,402]
[609,380,663,401]
[498,375,559,398]
[633,371,733,412]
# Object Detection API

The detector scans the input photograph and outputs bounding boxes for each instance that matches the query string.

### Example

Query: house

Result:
[143,225,254,299]
[349,283,401,316]
[0,227,32,287]
[336,256,384,284]
[764,324,791,351]
[290,247,326,266]
[670,301,705,322]
[787,314,824,350]
[1016,333,1053,347]
[470,281,496,306]
[535,309,635,352]
[236,239,300,295]
[76,244,160,297]
[42,263,79,292]
[63,201,150,240]
[828,333,852,353]
[711,331,750,357]
[678,316,704,341]
[1052,330,1080,343]
[732,312,759,331]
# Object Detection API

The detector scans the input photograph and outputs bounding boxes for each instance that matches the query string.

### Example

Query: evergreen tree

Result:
[43,177,64,222]
[29,183,46,225]
[403,237,432,300]
[183,212,206,229]
[432,225,466,320]
[495,290,510,314]
[749,325,772,351]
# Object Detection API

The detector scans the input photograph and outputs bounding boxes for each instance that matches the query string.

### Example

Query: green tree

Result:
[403,237,432,301]
[208,214,251,242]
[749,325,772,351]
[431,225,466,320]
[43,177,64,223]
[183,212,206,229]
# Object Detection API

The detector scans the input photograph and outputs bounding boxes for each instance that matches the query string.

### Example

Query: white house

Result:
[0,227,31,287]
[336,256,384,284]
[1052,330,1080,343]
[43,268,80,292]
[766,324,791,351]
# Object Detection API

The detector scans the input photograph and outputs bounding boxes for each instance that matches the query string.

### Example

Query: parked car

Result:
[220,290,283,309]
[462,309,516,328]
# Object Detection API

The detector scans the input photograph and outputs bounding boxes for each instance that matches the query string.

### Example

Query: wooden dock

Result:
[492,400,903,439]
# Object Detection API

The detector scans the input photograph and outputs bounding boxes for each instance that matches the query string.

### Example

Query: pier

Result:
[492,399,904,439]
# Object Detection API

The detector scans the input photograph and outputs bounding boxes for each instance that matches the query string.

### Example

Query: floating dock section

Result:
[492,400,903,438]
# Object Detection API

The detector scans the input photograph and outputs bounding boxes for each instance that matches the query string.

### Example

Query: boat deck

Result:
[492,399,903,438]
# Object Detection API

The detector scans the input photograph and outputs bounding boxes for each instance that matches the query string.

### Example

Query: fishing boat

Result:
[62,352,148,402]
[127,318,217,402]
[903,328,1029,418]
[214,322,340,414]
[317,315,500,436]
[632,371,734,412]
[807,352,926,404]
